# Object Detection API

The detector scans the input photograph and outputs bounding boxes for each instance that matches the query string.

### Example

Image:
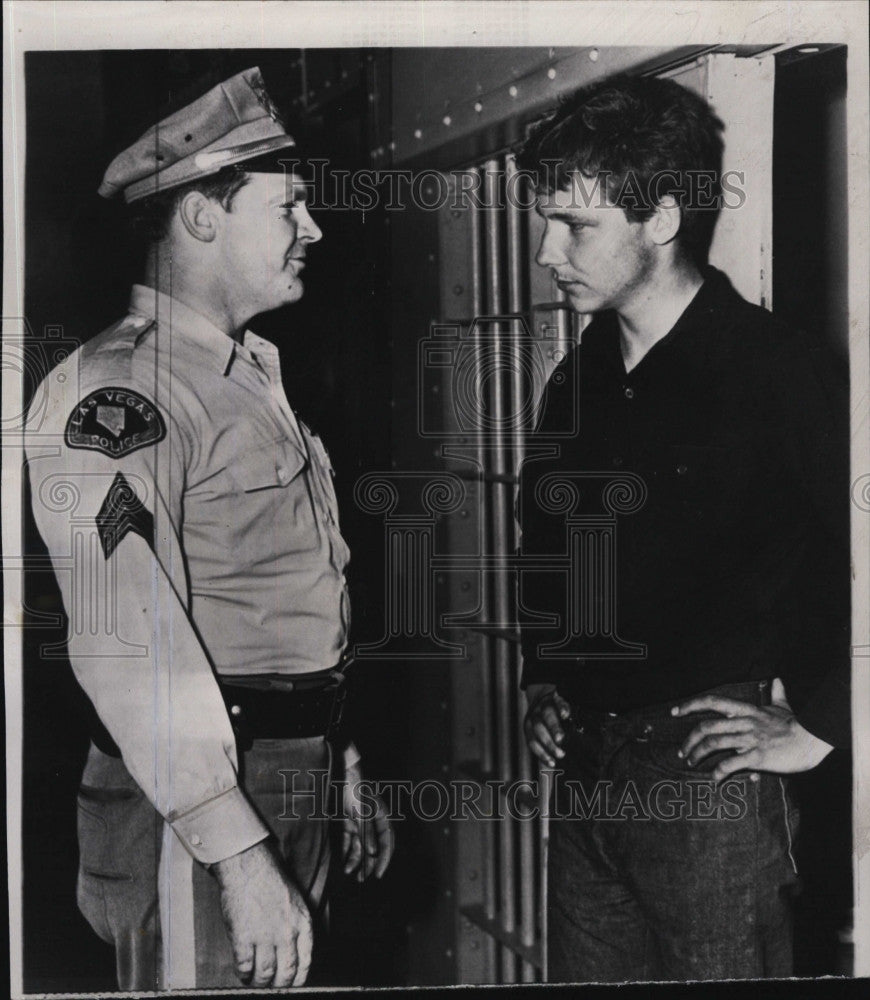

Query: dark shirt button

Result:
[624,387,634,399]
[613,456,624,467]
[676,463,688,475]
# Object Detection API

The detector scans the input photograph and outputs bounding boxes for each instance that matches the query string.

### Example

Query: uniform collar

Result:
[128,285,280,377]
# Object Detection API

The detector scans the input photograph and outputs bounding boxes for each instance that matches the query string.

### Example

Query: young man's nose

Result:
[536,231,564,268]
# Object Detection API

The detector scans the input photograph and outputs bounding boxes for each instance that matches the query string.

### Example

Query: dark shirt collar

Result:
[579,266,744,376]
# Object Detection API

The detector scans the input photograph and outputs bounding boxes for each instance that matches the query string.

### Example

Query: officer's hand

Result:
[341,761,394,880]
[212,840,313,988]
[674,678,833,783]
[523,684,571,766]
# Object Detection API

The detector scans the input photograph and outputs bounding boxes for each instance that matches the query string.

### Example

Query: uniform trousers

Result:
[546,680,801,983]
[76,736,333,990]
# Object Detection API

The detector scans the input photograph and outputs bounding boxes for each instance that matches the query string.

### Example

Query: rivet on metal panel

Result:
[453,283,464,295]
[474,101,483,113]
[509,85,518,98]
[548,67,557,80]
[443,115,452,126]
[414,129,423,139]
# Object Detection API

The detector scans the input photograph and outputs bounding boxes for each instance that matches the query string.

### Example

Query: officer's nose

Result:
[297,204,323,244]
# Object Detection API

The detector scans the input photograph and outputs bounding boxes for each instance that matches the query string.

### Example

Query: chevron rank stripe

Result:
[96,471,155,559]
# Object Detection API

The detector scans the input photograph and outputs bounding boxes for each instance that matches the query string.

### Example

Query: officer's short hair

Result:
[516,74,725,265]
[127,165,252,246]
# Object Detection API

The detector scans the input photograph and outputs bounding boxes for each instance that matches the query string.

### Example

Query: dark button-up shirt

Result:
[519,267,850,747]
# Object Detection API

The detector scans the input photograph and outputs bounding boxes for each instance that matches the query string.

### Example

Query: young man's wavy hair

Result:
[516,74,725,266]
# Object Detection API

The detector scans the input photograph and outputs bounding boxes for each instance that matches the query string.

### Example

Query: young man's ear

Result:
[646,195,682,247]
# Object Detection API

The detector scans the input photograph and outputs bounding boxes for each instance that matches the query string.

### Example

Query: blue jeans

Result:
[547,681,800,983]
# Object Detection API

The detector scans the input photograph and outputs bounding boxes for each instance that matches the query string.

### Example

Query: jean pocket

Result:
[634,736,735,779]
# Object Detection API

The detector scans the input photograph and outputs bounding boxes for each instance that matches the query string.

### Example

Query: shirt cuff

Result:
[170,786,270,865]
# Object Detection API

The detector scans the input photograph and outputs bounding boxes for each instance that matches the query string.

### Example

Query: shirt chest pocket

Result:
[226,439,308,493]
[301,427,341,525]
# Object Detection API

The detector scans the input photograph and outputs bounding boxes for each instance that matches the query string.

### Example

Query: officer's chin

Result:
[280,278,305,306]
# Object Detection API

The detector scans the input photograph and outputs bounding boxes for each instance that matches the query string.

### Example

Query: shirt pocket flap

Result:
[228,440,307,492]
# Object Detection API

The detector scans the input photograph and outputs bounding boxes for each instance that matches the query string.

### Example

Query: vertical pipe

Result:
[506,154,538,983]
[485,158,517,983]
[469,172,497,966]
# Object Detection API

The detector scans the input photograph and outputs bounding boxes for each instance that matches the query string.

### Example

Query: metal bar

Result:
[506,153,538,982]
[470,173,497,968]
[484,157,517,984]
[460,905,542,968]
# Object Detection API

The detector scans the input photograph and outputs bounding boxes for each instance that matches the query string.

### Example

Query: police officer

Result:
[25,67,393,990]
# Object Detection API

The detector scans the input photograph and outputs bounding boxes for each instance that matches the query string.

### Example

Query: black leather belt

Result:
[221,670,348,751]
[89,656,353,758]
[566,679,773,740]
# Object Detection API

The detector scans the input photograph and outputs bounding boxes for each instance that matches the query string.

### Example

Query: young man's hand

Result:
[523,684,572,766]
[673,678,833,782]
[212,841,313,987]
[340,761,394,880]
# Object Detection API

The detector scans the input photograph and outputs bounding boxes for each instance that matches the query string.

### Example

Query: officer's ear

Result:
[646,194,682,247]
[177,191,219,244]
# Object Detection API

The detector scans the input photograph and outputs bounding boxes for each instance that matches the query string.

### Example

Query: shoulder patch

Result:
[65,386,166,459]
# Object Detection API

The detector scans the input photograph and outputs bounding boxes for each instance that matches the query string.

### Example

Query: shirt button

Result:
[676,464,688,475]
[613,456,623,467]
[624,387,634,399]
[190,834,202,847]
[230,704,242,716]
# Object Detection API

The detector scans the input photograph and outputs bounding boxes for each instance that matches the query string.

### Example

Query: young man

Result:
[516,75,850,982]
[25,67,392,991]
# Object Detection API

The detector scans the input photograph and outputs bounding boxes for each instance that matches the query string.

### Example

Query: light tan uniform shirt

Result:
[25,285,352,864]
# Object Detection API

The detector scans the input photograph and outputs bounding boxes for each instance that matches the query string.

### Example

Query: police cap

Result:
[98,67,296,204]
